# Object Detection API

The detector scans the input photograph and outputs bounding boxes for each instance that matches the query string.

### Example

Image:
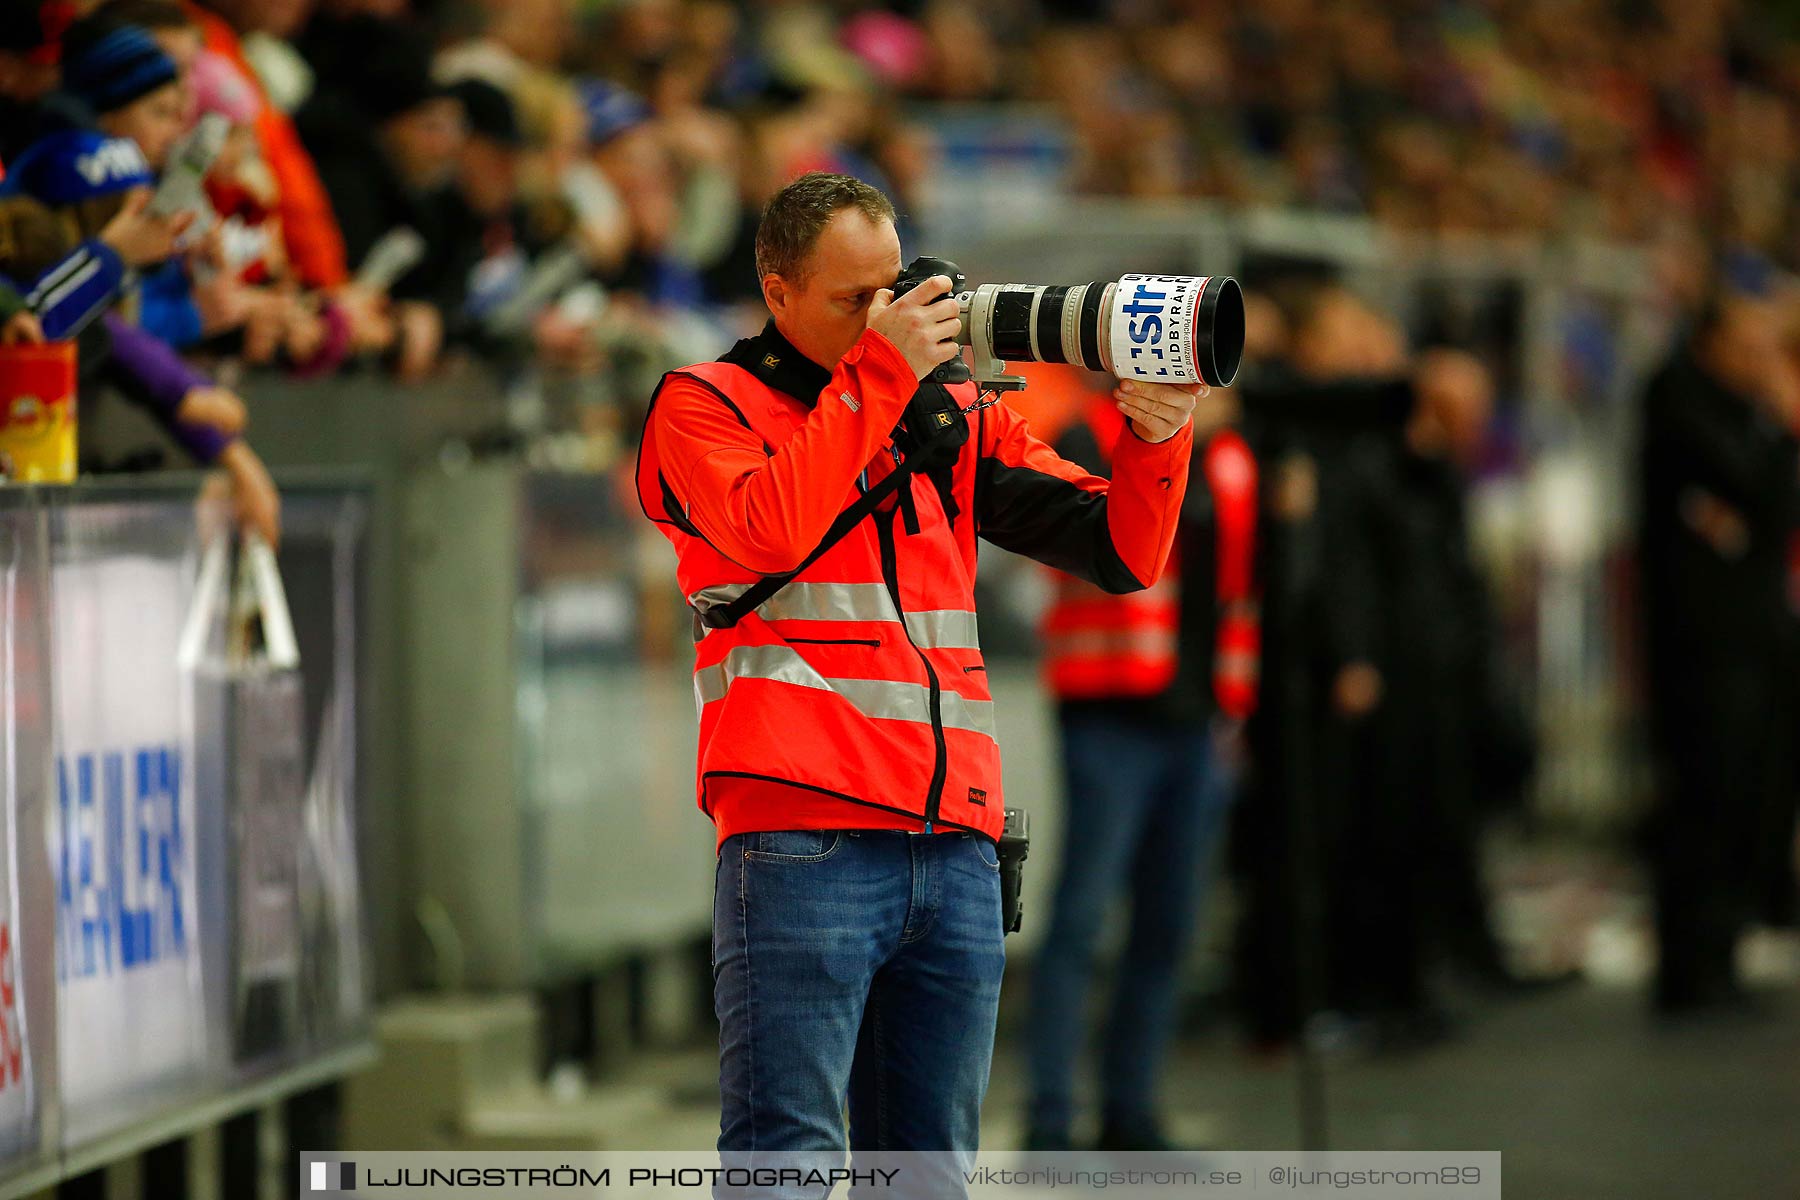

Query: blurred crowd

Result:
[0,0,937,537]
[6,0,1800,531]
[1032,0,1800,263]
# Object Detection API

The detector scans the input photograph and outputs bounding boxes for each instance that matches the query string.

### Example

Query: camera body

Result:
[893,255,1245,393]
[893,256,974,387]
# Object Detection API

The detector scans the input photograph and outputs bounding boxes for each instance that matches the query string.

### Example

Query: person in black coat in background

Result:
[1229,285,1414,1049]
[1231,282,1533,1052]
[1639,287,1800,1018]
[424,78,608,375]
[293,14,460,379]
[1322,349,1532,1045]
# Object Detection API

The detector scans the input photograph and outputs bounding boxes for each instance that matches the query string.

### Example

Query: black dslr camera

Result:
[893,256,973,388]
[888,256,974,461]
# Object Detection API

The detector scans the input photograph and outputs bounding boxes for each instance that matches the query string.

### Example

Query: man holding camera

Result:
[636,172,1203,1166]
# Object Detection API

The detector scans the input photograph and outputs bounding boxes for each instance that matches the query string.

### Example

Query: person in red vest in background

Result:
[1024,366,1257,1152]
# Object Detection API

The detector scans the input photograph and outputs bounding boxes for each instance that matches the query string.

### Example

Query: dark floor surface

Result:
[618,982,1800,1200]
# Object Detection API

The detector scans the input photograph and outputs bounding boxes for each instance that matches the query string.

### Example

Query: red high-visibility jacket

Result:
[1042,397,1260,718]
[638,323,1193,848]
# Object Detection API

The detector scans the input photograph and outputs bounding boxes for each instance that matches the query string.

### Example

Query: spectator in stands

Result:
[295,13,455,379]
[192,46,348,371]
[0,126,280,545]
[44,18,268,358]
[437,2,640,283]
[429,76,601,373]
[188,0,344,288]
[79,1,346,373]
[189,0,399,361]
[296,15,457,274]
[0,2,66,164]
[583,81,698,307]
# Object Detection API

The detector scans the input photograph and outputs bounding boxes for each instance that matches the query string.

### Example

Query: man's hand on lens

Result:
[867,274,962,380]
[1114,378,1207,443]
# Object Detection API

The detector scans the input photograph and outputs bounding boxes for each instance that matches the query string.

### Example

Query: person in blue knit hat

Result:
[0,7,191,344]
[41,15,308,363]
[59,21,188,169]
[0,17,191,339]
[0,124,277,532]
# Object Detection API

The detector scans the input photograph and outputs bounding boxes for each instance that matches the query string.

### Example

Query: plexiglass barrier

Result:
[0,478,372,1187]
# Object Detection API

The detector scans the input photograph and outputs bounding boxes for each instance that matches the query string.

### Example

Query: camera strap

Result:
[696,448,931,630]
[693,355,972,630]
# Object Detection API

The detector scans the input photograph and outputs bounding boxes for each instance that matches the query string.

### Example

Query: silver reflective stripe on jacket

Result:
[903,609,981,650]
[693,642,996,739]
[689,582,980,652]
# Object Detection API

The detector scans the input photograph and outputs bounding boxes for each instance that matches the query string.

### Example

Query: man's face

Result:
[1289,291,1364,381]
[1706,297,1783,399]
[763,208,901,369]
[383,96,466,191]
[1413,350,1493,469]
[458,136,518,218]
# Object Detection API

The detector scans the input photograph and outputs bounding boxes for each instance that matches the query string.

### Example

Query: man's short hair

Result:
[754,172,895,284]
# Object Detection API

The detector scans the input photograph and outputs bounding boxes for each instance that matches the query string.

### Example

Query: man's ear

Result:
[761,274,787,319]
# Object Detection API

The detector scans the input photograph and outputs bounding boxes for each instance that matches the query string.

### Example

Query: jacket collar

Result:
[719,320,832,408]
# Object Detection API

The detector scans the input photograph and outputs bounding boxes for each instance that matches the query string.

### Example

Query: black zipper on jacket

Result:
[876,507,949,828]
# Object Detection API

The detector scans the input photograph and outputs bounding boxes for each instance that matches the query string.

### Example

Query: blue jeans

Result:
[1025,711,1232,1136]
[713,828,1005,1188]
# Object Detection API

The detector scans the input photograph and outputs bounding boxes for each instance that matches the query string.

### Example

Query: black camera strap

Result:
[696,448,931,630]
[699,376,974,629]
[697,320,973,630]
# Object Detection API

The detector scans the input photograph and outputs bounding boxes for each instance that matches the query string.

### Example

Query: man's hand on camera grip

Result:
[868,274,963,381]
